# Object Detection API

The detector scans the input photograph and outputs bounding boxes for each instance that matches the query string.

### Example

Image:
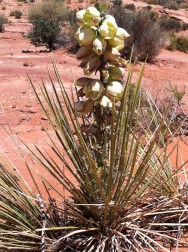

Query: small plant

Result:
[159,17,182,32]
[28,18,61,50]
[124,3,136,11]
[144,0,158,5]
[10,10,23,19]
[168,33,188,53]
[158,0,182,10]
[0,14,8,32]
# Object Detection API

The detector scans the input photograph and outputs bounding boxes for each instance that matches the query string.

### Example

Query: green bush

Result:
[0,14,8,32]
[168,33,188,53]
[28,0,67,24]
[10,10,23,19]
[28,18,61,50]
[28,0,69,50]
[110,7,165,62]
[159,17,182,32]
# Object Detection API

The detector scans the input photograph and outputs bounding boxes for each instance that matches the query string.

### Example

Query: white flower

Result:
[106,81,124,99]
[75,26,96,46]
[99,95,112,108]
[99,15,118,40]
[107,36,125,51]
[76,7,101,27]
[93,36,107,55]
[84,79,104,100]
[116,27,130,39]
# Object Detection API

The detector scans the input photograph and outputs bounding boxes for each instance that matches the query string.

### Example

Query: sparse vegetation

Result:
[28,0,69,50]
[28,0,67,24]
[159,0,181,10]
[144,0,158,5]
[0,13,8,32]
[168,33,188,53]
[10,10,23,19]
[124,3,136,11]
[159,17,182,32]
[28,18,61,50]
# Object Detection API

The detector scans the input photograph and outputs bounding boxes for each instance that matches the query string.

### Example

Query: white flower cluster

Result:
[74,6,129,112]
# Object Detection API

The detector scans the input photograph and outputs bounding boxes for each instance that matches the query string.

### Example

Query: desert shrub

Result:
[10,10,23,19]
[28,0,69,50]
[28,18,61,50]
[146,5,152,10]
[144,0,158,5]
[112,0,123,7]
[110,7,165,62]
[124,3,136,11]
[158,0,180,10]
[0,14,8,32]
[166,2,179,10]
[180,3,188,9]
[159,17,182,32]
[182,22,188,31]
[168,33,188,53]
[28,0,68,24]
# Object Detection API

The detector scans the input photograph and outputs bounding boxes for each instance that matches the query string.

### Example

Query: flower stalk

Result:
[74,3,129,161]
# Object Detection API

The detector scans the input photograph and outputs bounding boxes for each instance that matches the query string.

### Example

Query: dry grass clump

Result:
[168,33,188,53]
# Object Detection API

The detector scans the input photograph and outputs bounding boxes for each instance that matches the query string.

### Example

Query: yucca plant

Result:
[0,2,188,252]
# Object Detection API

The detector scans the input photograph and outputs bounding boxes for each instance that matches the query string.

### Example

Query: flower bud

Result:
[84,79,104,100]
[99,95,112,108]
[76,7,101,27]
[116,27,130,39]
[107,37,124,51]
[106,81,124,99]
[83,56,101,76]
[76,77,92,87]
[104,47,120,61]
[76,46,93,60]
[108,66,124,81]
[75,27,97,46]
[93,36,107,55]
[99,15,118,40]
